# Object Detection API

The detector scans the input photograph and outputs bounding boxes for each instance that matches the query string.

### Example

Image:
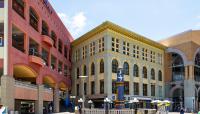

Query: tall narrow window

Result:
[58,39,63,53]
[90,42,95,56]
[100,59,104,73]
[64,65,68,76]
[29,7,39,31]
[12,0,25,18]
[123,62,129,75]
[142,48,148,61]
[29,39,39,56]
[51,31,57,48]
[84,83,87,95]
[91,62,95,75]
[91,81,95,94]
[99,37,104,52]
[42,21,49,35]
[77,84,79,96]
[64,46,68,59]
[82,45,87,59]
[151,68,155,80]
[77,68,79,79]
[134,82,139,95]
[112,59,118,73]
[133,45,139,58]
[42,48,49,66]
[143,67,147,78]
[58,61,63,74]
[83,65,87,76]
[124,82,129,94]
[143,84,148,96]
[151,84,155,96]
[158,70,162,81]
[51,55,56,70]
[0,0,4,8]
[133,64,139,77]
[100,80,104,94]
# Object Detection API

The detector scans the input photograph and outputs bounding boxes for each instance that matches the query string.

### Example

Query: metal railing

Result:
[82,108,156,114]
[14,80,37,90]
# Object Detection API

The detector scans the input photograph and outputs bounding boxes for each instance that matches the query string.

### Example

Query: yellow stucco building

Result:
[71,21,166,108]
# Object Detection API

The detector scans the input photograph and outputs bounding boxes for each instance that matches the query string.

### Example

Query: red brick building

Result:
[0,0,73,113]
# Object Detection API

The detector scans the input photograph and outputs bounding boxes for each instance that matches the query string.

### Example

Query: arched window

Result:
[123,62,129,75]
[100,59,104,73]
[143,67,147,78]
[195,52,200,81]
[133,64,139,77]
[151,68,155,80]
[76,68,79,79]
[51,31,57,48]
[91,62,95,75]
[171,53,184,81]
[158,70,162,81]
[112,59,118,73]
[29,7,39,31]
[83,65,87,76]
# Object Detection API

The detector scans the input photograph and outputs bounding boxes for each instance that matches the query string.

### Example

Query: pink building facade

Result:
[0,0,73,113]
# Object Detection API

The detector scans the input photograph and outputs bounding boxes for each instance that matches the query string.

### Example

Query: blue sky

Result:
[49,0,200,41]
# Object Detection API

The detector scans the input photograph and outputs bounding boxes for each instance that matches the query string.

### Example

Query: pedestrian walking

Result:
[180,108,184,114]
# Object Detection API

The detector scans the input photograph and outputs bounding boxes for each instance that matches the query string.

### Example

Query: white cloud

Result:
[58,12,87,38]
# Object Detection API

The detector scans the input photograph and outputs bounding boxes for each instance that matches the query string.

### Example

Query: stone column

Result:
[184,80,195,111]
[104,55,112,98]
[35,85,44,114]
[188,65,194,80]
[129,65,133,96]
[53,87,60,113]
[95,61,100,94]
[1,75,15,111]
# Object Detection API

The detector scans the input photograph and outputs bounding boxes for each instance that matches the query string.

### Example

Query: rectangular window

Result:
[112,80,117,94]
[142,48,148,61]
[99,37,104,52]
[124,81,129,95]
[77,84,79,96]
[58,61,63,74]
[76,68,79,79]
[150,51,156,63]
[64,65,68,76]
[42,48,49,66]
[143,84,148,96]
[51,31,57,48]
[90,42,95,56]
[159,86,162,97]
[134,82,139,95]
[151,84,155,96]
[64,46,68,59]
[29,8,39,31]
[157,53,163,65]
[42,21,49,36]
[112,38,119,52]
[0,23,3,47]
[91,81,95,95]
[29,39,39,56]
[82,45,87,59]
[75,49,80,62]
[133,45,139,58]
[100,80,104,94]
[51,55,56,70]
[12,25,25,52]
[58,39,63,54]
[122,41,129,55]
[84,83,87,95]
[12,0,25,18]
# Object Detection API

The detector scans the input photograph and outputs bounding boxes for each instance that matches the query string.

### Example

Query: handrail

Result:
[15,80,37,89]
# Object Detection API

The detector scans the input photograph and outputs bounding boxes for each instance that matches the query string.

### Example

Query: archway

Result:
[194,52,200,81]
[171,87,184,112]
[13,64,37,84]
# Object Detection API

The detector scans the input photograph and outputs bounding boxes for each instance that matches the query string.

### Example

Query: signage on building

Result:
[42,0,53,14]
[0,36,3,47]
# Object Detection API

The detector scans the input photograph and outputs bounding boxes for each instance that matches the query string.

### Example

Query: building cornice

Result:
[72,21,166,50]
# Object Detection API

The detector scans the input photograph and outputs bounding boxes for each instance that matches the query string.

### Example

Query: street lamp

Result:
[88,100,93,109]
[79,75,88,109]
[78,98,83,114]
[104,97,111,114]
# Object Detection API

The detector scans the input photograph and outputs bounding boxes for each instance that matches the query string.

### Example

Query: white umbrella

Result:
[132,98,139,103]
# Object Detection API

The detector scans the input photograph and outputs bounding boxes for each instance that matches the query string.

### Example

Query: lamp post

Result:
[104,97,111,114]
[70,95,76,112]
[79,75,88,109]
[88,100,93,109]
[78,98,83,114]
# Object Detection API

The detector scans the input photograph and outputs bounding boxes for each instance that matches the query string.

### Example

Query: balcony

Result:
[41,35,53,47]
[29,49,44,67]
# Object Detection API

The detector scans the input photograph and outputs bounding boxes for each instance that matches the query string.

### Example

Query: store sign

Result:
[0,36,3,47]
[42,0,53,14]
